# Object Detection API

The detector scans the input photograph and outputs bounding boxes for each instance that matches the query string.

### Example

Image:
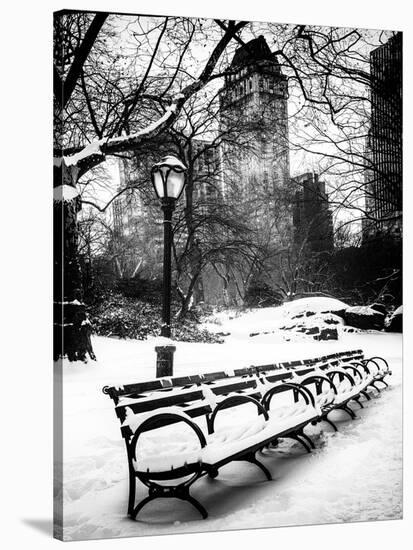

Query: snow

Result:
[63,139,107,167]
[201,298,349,340]
[282,297,349,315]
[53,184,80,202]
[61,95,183,170]
[58,306,402,541]
[108,104,178,147]
[148,335,176,347]
[346,306,380,316]
[57,299,82,306]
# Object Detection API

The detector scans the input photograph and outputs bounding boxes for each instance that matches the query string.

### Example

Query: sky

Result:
[77,14,395,234]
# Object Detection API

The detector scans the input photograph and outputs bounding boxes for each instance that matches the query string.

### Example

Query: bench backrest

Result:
[103,349,365,438]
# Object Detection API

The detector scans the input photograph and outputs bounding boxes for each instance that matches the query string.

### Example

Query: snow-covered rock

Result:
[370,303,387,316]
[344,306,385,331]
[386,305,403,333]
[202,298,349,341]
[283,297,349,319]
[279,311,343,341]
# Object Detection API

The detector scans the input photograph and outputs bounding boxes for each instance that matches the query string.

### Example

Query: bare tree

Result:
[54,12,247,361]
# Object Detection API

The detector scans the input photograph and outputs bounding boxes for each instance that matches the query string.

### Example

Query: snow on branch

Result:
[57,20,247,176]
[59,97,182,173]
[106,101,180,150]
[53,184,80,203]
[63,138,108,167]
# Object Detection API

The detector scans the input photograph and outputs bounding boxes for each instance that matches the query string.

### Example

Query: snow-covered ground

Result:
[58,302,402,541]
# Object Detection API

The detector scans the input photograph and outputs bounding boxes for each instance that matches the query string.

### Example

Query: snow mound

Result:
[53,184,80,202]
[344,306,385,331]
[283,297,349,318]
[345,305,379,317]
[60,332,401,540]
[202,298,350,342]
[385,305,403,332]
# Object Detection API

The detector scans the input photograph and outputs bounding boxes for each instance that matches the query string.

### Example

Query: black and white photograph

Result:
[52,6,402,542]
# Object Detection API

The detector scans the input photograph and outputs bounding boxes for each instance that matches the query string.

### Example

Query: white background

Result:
[0,0,411,547]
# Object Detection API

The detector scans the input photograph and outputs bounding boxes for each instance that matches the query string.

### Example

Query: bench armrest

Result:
[262,382,316,411]
[297,375,337,396]
[209,395,268,435]
[129,412,207,462]
[349,360,371,377]
[326,369,356,387]
[364,356,390,376]
[339,364,366,383]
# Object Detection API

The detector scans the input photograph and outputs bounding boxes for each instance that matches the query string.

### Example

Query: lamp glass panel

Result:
[153,170,165,198]
[166,169,185,199]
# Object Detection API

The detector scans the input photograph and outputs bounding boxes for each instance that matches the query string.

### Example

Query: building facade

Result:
[292,172,334,253]
[219,36,293,245]
[363,32,402,241]
[110,36,336,305]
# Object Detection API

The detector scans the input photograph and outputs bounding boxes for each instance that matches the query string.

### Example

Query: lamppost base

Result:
[155,345,176,378]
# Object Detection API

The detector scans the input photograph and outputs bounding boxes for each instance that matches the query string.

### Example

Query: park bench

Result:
[103,348,390,521]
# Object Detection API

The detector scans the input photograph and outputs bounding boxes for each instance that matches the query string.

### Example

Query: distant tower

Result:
[293,172,334,253]
[219,36,292,242]
[364,32,402,240]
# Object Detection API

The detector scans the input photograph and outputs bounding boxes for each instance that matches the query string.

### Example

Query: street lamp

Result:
[151,155,187,377]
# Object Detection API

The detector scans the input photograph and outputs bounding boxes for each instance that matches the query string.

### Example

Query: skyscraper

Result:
[219,36,293,244]
[292,172,334,253]
[364,32,402,240]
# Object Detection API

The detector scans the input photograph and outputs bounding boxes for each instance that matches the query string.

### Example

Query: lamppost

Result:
[151,155,187,377]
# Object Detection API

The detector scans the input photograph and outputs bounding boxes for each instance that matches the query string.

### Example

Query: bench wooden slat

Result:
[265,371,293,383]
[209,379,257,396]
[114,388,205,421]
[200,371,229,381]
[119,402,213,438]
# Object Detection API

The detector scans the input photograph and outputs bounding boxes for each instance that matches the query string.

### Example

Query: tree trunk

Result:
[53,163,96,362]
[176,271,201,321]
[178,151,205,316]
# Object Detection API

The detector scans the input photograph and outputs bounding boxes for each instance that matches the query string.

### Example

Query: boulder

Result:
[370,303,387,316]
[386,305,402,333]
[279,311,341,340]
[344,306,385,330]
[285,297,349,320]
[315,327,338,340]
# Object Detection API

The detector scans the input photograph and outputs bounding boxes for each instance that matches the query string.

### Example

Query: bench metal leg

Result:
[126,446,136,516]
[239,452,272,480]
[361,390,371,401]
[131,484,208,520]
[322,417,338,432]
[299,431,316,450]
[207,466,219,479]
[353,396,364,409]
[284,433,312,453]
[127,473,136,516]
[341,404,356,419]
[184,494,208,519]
[131,494,156,519]
[369,382,381,394]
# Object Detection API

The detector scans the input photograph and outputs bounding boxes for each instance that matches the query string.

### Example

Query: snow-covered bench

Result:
[103,349,390,521]
[104,373,318,519]
[252,350,390,431]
